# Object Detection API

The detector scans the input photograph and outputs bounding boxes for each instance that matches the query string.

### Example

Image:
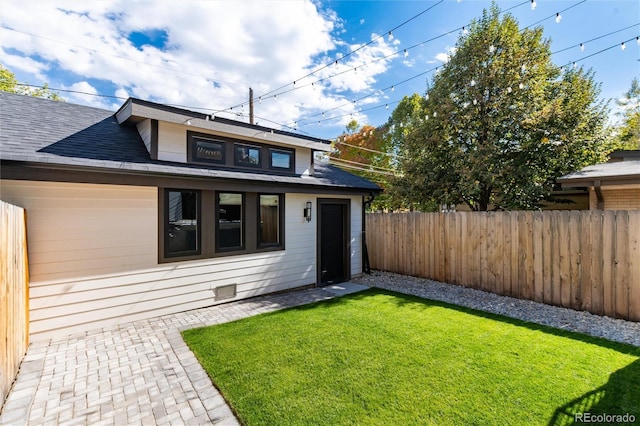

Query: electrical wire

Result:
[552,23,640,54]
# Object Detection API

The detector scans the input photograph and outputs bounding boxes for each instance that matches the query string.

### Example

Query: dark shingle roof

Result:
[0,92,379,192]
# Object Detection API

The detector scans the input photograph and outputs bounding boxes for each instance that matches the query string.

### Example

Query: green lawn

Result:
[182,289,640,425]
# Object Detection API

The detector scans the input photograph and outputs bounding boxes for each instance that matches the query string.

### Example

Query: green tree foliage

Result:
[0,64,64,101]
[614,77,640,150]
[393,5,612,211]
[330,121,399,211]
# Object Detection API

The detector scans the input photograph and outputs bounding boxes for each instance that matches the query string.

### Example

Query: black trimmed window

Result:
[258,194,283,248]
[269,148,294,172]
[186,131,296,175]
[189,135,225,165]
[217,192,244,251]
[165,189,200,257]
[235,144,261,168]
[159,188,285,263]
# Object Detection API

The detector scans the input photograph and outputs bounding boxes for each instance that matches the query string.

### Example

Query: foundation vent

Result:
[214,284,237,300]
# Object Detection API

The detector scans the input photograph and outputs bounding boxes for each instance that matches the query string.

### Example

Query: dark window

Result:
[165,190,200,257]
[235,144,261,167]
[217,192,244,250]
[258,194,282,247]
[192,138,225,164]
[269,148,294,172]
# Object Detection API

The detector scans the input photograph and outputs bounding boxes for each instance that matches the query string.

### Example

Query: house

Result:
[0,92,380,342]
[558,150,640,210]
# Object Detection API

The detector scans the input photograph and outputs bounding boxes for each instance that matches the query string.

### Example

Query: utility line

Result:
[239,1,446,104]
[552,23,640,54]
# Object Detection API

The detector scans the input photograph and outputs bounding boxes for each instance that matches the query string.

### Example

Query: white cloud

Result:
[434,47,456,63]
[360,18,365,25]
[1,0,394,135]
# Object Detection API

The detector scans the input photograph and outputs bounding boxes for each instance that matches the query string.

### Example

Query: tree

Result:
[614,78,640,149]
[330,121,399,211]
[394,5,612,211]
[0,64,64,101]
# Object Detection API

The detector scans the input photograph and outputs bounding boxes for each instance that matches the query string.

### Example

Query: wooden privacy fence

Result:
[366,211,640,321]
[1,201,29,406]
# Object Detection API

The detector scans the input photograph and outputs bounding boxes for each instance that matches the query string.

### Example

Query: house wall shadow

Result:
[547,358,640,425]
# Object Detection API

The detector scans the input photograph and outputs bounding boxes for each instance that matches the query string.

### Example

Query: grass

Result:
[182,289,640,425]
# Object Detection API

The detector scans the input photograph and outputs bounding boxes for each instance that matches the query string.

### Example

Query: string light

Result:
[489,45,496,53]
[385,104,389,110]
[637,36,640,45]
[519,83,525,89]
[470,79,476,87]
[621,42,626,51]
[555,13,562,23]
[580,43,585,52]
[507,86,512,93]
[391,85,395,92]
[404,49,409,58]
[531,0,537,10]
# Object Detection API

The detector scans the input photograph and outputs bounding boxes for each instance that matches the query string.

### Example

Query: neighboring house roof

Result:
[0,92,380,193]
[558,160,640,187]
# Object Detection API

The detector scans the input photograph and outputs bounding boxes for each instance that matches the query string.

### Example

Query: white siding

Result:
[157,122,187,163]
[136,119,152,154]
[295,148,312,175]
[0,181,366,343]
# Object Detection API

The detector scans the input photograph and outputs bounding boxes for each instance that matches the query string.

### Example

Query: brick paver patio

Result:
[0,284,367,425]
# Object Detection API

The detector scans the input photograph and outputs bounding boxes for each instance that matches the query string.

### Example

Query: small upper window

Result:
[235,144,261,168]
[269,148,294,172]
[191,136,225,164]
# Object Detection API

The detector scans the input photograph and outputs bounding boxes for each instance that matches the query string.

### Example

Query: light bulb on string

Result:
[385,104,389,110]
[424,115,429,120]
[470,79,476,87]
[425,93,429,101]
[507,86,512,93]
[404,49,409,58]
[555,13,561,23]
[391,85,395,92]
[433,111,437,117]
[519,83,524,90]
[462,26,468,35]
[258,97,262,103]
[531,0,537,10]
[388,31,393,41]
[572,62,577,69]
[489,45,495,54]
[580,43,585,52]
[621,42,626,51]
[637,36,640,45]
[473,99,477,105]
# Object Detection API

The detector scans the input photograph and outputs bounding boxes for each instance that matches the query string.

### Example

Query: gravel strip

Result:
[354,270,640,347]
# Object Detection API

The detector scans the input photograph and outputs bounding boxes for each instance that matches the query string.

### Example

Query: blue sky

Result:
[1,0,638,140]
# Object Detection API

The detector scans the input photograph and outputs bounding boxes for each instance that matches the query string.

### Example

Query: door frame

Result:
[316,198,351,286]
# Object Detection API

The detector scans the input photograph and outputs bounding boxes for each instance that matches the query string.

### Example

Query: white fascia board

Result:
[121,101,332,152]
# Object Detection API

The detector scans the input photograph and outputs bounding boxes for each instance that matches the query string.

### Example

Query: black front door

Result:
[318,199,350,285]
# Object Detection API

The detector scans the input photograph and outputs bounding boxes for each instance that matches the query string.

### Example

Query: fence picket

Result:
[366,210,639,321]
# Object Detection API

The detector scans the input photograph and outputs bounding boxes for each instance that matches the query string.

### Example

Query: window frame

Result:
[257,193,285,249]
[216,191,246,253]
[187,134,226,165]
[268,148,295,173]
[158,188,286,263]
[186,131,296,175]
[162,189,201,259]
[234,144,263,168]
